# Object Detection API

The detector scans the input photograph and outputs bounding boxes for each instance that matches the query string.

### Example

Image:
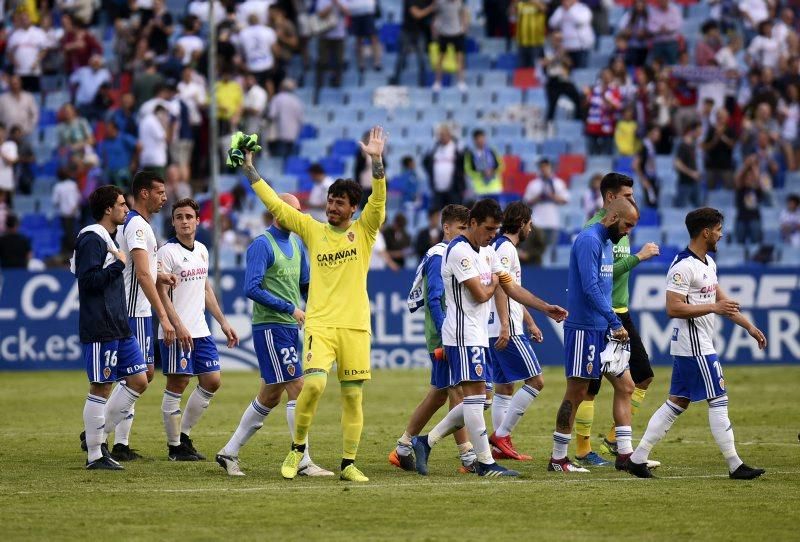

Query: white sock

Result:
[491,393,511,434]
[396,431,413,456]
[222,398,270,457]
[286,400,312,465]
[161,390,183,446]
[552,431,571,460]
[104,383,140,439]
[708,396,743,472]
[631,400,684,464]
[180,386,214,435]
[615,425,633,455]
[497,385,539,437]
[84,394,107,462]
[463,395,492,464]
[428,403,464,447]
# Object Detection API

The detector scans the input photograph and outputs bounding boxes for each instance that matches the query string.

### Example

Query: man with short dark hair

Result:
[0,214,31,269]
[464,129,504,197]
[674,122,703,208]
[628,208,767,480]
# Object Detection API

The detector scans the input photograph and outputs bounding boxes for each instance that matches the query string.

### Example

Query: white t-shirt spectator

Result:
[747,35,781,69]
[238,24,278,73]
[7,25,48,76]
[780,101,800,141]
[178,79,207,126]
[432,141,457,192]
[715,46,740,71]
[0,140,19,191]
[188,1,226,25]
[647,3,683,42]
[236,0,272,26]
[435,0,465,36]
[348,0,377,16]
[176,34,205,65]
[316,0,348,39]
[70,67,112,105]
[738,0,769,30]
[780,207,800,247]
[244,84,268,115]
[268,90,304,141]
[523,176,570,230]
[52,178,82,218]
[138,113,167,167]
[549,2,594,51]
[308,176,334,222]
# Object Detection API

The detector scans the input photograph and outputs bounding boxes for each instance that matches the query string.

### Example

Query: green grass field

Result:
[1,366,799,541]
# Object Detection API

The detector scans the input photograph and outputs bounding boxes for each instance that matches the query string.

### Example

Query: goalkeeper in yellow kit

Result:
[241,126,387,482]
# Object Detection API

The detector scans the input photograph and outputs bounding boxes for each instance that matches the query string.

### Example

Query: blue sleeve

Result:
[575,236,622,329]
[76,235,124,293]
[244,237,295,314]
[424,254,446,333]
[299,243,310,301]
[123,134,137,151]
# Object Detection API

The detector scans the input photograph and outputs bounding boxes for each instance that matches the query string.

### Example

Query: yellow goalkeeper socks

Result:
[341,381,364,460]
[606,387,648,443]
[575,399,594,457]
[293,372,328,447]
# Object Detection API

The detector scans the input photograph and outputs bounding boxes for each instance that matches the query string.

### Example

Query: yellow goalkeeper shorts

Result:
[303,326,371,382]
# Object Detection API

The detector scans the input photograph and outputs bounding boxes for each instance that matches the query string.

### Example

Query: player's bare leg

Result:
[548,378,590,472]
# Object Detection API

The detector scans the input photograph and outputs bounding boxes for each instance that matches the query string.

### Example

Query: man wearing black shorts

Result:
[573,173,661,467]
[432,0,469,92]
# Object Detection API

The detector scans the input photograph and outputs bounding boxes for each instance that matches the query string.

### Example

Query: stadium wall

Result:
[0,268,798,370]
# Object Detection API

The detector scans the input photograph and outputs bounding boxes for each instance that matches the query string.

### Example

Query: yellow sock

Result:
[574,400,594,457]
[341,381,364,460]
[293,372,327,446]
[606,387,648,443]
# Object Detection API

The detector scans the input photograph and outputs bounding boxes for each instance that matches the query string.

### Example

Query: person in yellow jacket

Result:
[464,129,505,197]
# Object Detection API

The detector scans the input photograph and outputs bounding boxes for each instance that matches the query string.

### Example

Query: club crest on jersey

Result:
[347,231,355,242]
[475,364,483,377]
[287,364,296,376]
[180,357,188,370]
[460,257,472,270]
[587,362,593,374]
[719,378,725,390]
[103,367,111,379]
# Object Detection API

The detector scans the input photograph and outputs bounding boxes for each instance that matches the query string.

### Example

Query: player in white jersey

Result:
[628,208,767,480]
[412,199,567,477]
[103,170,176,461]
[156,198,239,461]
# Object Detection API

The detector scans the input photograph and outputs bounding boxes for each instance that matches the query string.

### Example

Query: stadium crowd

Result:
[0,0,799,272]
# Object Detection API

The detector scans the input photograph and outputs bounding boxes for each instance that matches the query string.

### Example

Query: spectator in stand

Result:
[238,14,279,95]
[653,77,677,154]
[413,208,443,260]
[647,0,682,65]
[696,20,723,67]
[617,0,651,67]
[349,0,383,72]
[779,83,800,169]
[514,0,547,69]
[780,194,800,247]
[609,54,635,102]
[391,155,422,226]
[464,129,504,197]
[382,212,412,268]
[133,56,166,108]
[267,78,303,159]
[0,124,18,204]
[773,7,797,57]
[315,0,349,92]
[585,67,622,155]
[70,54,112,121]
[40,11,65,75]
[177,66,207,150]
[216,70,244,137]
[753,130,780,195]
[634,123,661,207]
[432,0,470,92]
[268,4,300,92]
[9,126,34,196]
[242,74,268,141]
[614,106,639,157]
[582,173,603,221]
[57,104,94,161]
[187,0,227,26]
[138,104,169,176]
[702,107,737,190]
[158,44,185,82]
[548,0,594,69]
[734,155,766,244]
[52,166,82,257]
[0,214,32,270]
[673,122,703,208]
[108,92,139,138]
[98,120,139,187]
[390,0,434,86]
[0,75,39,138]
[747,20,781,70]
[61,12,103,73]
[738,0,770,43]
[542,31,583,123]
[307,162,334,223]
[523,158,569,251]
[144,0,174,58]
[423,124,465,209]
[176,15,205,66]
[6,12,47,93]
[484,0,512,44]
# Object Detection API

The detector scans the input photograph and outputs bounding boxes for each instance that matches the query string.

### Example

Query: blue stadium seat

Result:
[466,54,493,71]
[495,53,518,72]
[330,139,359,158]
[613,156,635,175]
[509,139,538,157]
[39,109,58,128]
[638,207,660,227]
[540,139,569,157]
[378,23,401,52]
[318,88,346,106]
[319,156,345,176]
[299,124,318,140]
[492,124,524,140]
[284,156,310,176]
[632,226,662,245]
[494,87,524,106]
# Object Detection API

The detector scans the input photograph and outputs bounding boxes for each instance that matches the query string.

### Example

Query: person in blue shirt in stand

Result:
[548,197,640,473]
[216,193,333,477]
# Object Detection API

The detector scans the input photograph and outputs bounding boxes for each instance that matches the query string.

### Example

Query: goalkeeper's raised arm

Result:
[358,126,388,236]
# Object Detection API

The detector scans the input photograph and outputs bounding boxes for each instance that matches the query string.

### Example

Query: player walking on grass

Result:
[155,198,239,462]
[390,204,478,473]
[549,198,639,474]
[242,126,387,483]
[413,199,568,477]
[216,193,333,477]
[573,173,661,468]
[628,208,767,480]
[76,186,149,470]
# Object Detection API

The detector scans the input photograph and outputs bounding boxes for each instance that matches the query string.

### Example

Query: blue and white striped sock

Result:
[497,385,539,437]
[615,425,633,455]
[84,394,107,462]
[552,431,571,460]
[708,395,743,472]
[223,398,270,456]
[630,400,684,464]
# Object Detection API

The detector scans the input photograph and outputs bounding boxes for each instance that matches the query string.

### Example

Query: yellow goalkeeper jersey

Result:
[251,177,386,332]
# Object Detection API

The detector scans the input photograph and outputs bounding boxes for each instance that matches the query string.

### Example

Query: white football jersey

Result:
[119,211,159,318]
[665,249,718,356]
[442,236,504,347]
[157,239,210,339]
[488,236,525,338]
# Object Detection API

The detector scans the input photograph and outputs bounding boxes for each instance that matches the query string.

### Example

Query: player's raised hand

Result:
[109,247,126,265]
[221,321,239,348]
[495,324,510,350]
[358,126,388,159]
[636,242,660,262]
[748,326,767,350]
[611,326,629,343]
[545,304,568,323]
[292,307,306,327]
[714,299,740,317]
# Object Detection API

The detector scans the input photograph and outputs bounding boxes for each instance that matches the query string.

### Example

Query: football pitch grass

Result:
[1,366,798,541]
